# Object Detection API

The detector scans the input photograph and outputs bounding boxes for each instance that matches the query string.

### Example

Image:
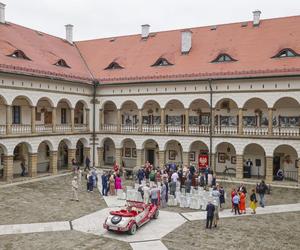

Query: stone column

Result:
[99,109,103,130]
[28,153,37,177]
[182,151,190,167]
[97,147,104,167]
[297,160,300,186]
[211,108,215,135]
[115,148,122,166]
[185,109,189,134]
[136,149,143,168]
[49,151,58,175]
[52,107,57,133]
[211,153,216,173]
[238,108,243,135]
[265,156,273,183]
[138,109,142,132]
[117,109,121,132]
[68,148,76,169]
[3,155,13,181]
[70,108,75,132]
[268,108,273,136]
[85,108,90,131]
[6,105,12,134]
[236,155,244,179]
[31,106,36,133]
[158,150,165,168]
[160,109,165,133]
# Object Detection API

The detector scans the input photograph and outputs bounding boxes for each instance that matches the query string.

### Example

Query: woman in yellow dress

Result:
[250,189,257,214]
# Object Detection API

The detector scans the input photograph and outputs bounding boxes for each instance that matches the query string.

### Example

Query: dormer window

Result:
[272,49,299,58]
[54,59,70,68]
[152,58,173,67]
[104,62,123,70]
[8,50,30,60]
[212,54,237,63]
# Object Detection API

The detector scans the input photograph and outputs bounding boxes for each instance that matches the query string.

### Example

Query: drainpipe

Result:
[92,80,100,167]
[208,79,213,168]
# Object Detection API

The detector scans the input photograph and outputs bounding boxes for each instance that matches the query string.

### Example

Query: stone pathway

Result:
[1,174,300,250]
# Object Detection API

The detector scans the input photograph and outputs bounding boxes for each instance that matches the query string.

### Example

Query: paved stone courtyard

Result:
[0,174,300,250]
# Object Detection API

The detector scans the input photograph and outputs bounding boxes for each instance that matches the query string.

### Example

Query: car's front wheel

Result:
[128,223,137,235]
[153,209,159,219]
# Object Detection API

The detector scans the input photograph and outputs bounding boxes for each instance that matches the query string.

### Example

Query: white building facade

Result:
[0,4,300,184]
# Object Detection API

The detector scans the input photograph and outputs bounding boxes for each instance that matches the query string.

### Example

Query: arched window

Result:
[152,58,173,67]
[272,49,299,58]
[8,50,31,60]
[104,62,123,70]
[54,59,70,68]
[211,53,237,63]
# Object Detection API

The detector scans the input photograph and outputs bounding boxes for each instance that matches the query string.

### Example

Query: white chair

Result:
[179,196,188,208]
[190,197,201,209]
[168,195,177,206]
[175,191,181,203]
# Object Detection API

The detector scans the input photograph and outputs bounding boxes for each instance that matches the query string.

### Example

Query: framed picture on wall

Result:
[189,152,195,161]
[231,156,236,164]
[132,148,137,158]
[218,153,225,163]
[124,148,131,158]
[169,150,176,160]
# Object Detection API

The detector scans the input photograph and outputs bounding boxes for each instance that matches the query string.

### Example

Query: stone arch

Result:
[12,142,33,177]
[188,140,209,167]
[37,140,53,173]
[0,94,8,105]
[273,97,300,109]
[164,140,183,165]
[0,143,7,179]
[102,100,117,110]
[141,100,161,127]
[74,100,88,125]
[121,138,137,169]
[143,139,160,166]
[11,95,33,106]
[273,144,298,182]
[102,101,118,128]
[121,101,139,127]
[102,137,116,166]
[36,97,55,108]
[188,98,210,109]
[56,98,72,108]
[57,139,71,170]
[215,142,236,174]
[243,143,266,178]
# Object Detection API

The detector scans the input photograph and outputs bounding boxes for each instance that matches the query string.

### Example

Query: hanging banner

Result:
[198,154,208,169]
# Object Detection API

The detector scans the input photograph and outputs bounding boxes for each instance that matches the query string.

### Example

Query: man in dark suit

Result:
[206,201,215,229]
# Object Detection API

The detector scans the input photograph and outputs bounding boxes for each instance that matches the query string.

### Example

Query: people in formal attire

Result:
[115,174,122,190]
[250,189,257,214]
[219,186,225,209]
[109,174,115,195]
[160,182,168,208]
[258,180,268,207]
[232,193,241,215]
[101,172,108,196]
[206,201,215,229]
[84,156,90,171]
[239,191,246,214]
[71,176,79,201]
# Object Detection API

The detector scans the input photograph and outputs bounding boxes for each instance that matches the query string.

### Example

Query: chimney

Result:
[181,30,192,54]
[0,2,5,24]
[65,24,73,44]
[141,24,150,39]
[253,10,261,26]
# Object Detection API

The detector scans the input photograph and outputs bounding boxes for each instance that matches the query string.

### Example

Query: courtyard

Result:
[0,174,299,250]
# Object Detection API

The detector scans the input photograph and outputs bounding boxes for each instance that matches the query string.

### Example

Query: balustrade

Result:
[102,124,118,132]
[0,125,6,134]
[74,124,88,131]
[121,124,138,132]
[11,124,31,134]
[36,124,53,133]
[243,126,268,136]
[165,124,185,133]
[56,124,72,132]
[273,126,300,136]
[189,125,210,134]
[142,124,161,133]
[214,125,238,135]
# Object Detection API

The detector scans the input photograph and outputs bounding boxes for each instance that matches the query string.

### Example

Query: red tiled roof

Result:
[1,16,300,84]
[0,22,92,83]
[76,15,300,83]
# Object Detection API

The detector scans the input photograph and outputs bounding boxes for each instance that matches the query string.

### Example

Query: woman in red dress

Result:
[239,192,246,214]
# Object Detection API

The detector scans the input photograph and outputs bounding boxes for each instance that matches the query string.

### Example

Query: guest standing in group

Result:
[71,176,79,201]
[137,168,144,185]
[109,174,115,195]
[232,192,241,215]
[84,156,90,171]
[250,189,257,214]
[101,172,108,196]
[150,184,160,206]
[239,191,246,214]
[115,174,122,190]
[219,186,225,209]
[212,201,219,228]
[257,180,268,208]
[231,188,236,212]
[160,182,168,208]
[206,201,215,229]
[20,161,26,177]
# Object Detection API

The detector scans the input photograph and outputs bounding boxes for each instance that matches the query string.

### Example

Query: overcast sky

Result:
[2,0,300,41]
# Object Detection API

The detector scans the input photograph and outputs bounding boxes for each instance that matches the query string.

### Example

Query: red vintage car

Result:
[103,200,159,235]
